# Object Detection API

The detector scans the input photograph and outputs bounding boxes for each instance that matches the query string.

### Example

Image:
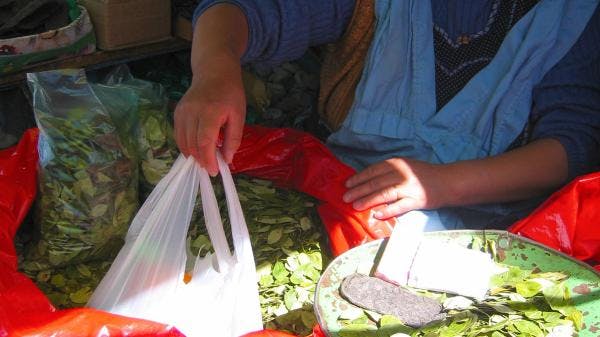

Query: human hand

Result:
[174,57,246,176]
[342,158,454,219]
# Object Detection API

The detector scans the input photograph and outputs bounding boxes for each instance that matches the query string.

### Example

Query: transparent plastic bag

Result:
[24,69,139,271]
[103,65,178,199]
[88,154,262,337]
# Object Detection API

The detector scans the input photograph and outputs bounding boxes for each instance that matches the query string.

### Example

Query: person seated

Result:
[174,0,600,230]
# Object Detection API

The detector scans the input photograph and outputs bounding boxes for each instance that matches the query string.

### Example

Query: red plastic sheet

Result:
[0,128,38,270]
[0,129,183,337]
[230,125,395,256]
[509,172,600,270]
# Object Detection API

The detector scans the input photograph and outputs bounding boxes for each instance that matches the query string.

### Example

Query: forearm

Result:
[191,4,248,82]
[446,138,568,206]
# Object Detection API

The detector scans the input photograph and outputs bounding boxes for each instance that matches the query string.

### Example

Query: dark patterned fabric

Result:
[434,0,539,110]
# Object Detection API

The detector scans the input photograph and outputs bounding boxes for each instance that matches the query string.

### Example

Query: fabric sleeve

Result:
[531,6,600,180]
[192,0,355,66]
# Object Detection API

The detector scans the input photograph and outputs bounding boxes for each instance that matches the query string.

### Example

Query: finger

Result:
[174,106,189,157]
[195,115,222,176]
[351,183,405,211]
[374,198,419,219]
[345,161,392,188]
[221,108,245,164]
[343,172,400,203]
[184,110,201,160]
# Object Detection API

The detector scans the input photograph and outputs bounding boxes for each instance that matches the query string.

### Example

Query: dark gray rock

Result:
[339,273,445,328]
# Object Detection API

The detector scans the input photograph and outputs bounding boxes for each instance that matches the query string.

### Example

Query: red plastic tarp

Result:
[230,125,395,256]
[509,172,600,271]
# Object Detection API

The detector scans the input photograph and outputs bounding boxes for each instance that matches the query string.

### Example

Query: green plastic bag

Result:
[24,69,139,271]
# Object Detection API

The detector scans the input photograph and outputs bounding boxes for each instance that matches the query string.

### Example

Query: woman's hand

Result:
[342,139,568,220]
[343,158,452,219]
[173,3,248,176]
[174,58,246,176]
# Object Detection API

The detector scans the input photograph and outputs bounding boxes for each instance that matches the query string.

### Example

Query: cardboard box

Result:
[80,0,171,50]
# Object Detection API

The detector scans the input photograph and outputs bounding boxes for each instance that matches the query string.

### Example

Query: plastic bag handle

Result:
[217,154,253,263]
[198,155,234,271]
[216,153,263,331]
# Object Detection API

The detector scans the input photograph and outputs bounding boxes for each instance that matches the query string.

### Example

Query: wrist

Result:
[437,162,473,208]
[192,3,248,73]
[192,50,242,85]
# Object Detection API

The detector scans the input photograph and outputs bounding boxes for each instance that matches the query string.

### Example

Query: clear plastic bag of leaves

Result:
[24,69,139,271]
[103,65,178,200]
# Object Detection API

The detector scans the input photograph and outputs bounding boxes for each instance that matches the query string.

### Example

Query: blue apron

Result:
[327,0,598,230]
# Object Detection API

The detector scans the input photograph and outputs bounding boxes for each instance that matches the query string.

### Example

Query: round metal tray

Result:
[315,230,600,337]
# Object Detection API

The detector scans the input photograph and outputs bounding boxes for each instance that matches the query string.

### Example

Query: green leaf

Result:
[90,204,109,218]
[69,287,92,304]
[543,283,569,313]
[380,315,404,326]
[516,280,543,298]
[439,312,477,337]
[471,237,484,251]
[349,315,369,325]
[50,274,66,287]
[299,217,312,230]
[339,324,377,337]
[267,228,283,244]
[76,264,92,277]
[542,311,562,324]
[297,253,311,265]
[285,255,299,271]
[290,272,306,285]
[507,292,528,302]
[191,235,210,250]
[531,272,569,282]
[259,274,274,287]
[565,308,583,331]
[283,290,299,310]
[309,252,323,270]
[512,319,544,337]
[97,172,112,183]
[272,261,289,281]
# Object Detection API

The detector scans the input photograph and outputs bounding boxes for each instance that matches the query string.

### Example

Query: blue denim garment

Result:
[326,0,598,230]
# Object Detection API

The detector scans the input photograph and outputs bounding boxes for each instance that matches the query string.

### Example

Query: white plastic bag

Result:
[88,154,262,337]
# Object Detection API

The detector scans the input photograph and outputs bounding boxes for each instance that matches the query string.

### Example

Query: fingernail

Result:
[342,193,351,203]
[374,211,383,218]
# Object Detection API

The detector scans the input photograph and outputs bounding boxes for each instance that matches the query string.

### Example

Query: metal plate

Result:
[315,230,600,337]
